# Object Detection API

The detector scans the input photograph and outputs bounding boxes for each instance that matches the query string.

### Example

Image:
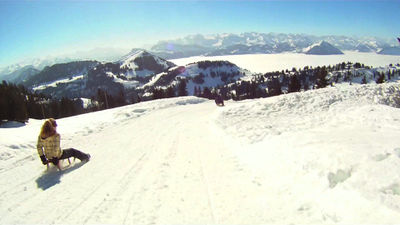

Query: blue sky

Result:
[0,0,399,67]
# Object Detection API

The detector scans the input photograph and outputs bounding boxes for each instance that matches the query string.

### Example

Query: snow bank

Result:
[217,82,400,143]
[216,81,400,223]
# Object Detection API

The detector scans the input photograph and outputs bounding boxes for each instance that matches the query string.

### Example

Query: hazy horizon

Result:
[1,0,399,68]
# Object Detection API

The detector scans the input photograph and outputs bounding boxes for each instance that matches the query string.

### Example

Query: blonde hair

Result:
[40,118,57,138]
[48,118,57,128]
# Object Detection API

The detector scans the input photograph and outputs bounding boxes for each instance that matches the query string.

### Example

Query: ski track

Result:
[0,101,258,224]
[0,101,289,224]
[75,102,260,224]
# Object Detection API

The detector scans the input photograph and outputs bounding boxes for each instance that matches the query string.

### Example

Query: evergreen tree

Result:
[202,87,212,99]
[96,89,109,109]
[177,79,187,96]
[50,100,60,118]
[6,83,28,122]
[116,89,127,107]
[0,81,8,121]
[376,72,385,84]
[268,77,282,97]
[315,66,328,89]
[166,86,175,98]
[288,75,301,93]
[361,76,367,84]
[152,88,165,100]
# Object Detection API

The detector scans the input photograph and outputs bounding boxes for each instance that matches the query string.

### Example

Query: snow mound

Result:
[217,82,400,143]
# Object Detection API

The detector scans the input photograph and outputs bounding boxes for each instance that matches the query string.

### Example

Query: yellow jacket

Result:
[36,133,63,159]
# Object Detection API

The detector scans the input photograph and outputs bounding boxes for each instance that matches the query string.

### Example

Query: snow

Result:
[303,41,343,55]
[33,75,85,91]
[143,72,168,88]
[80,98,92,109]
[1,81,400,224]
[179,63,246,95]
[171,51,400,74]
[119,49,144,69]
[119,49,172,78]
[106,72,139,89]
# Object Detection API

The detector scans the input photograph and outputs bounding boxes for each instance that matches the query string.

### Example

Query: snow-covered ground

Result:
[32,75,85,91]
[171,51,400,74]
[1,82,400,224]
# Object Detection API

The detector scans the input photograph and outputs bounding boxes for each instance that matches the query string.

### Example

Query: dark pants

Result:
[50,148,88,166]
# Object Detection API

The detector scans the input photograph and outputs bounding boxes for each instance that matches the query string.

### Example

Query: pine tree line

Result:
[0,81,131,124]
[2,61,399,123]
[151,79,188,100]
[211,62,399,101]
[0,81,87,123]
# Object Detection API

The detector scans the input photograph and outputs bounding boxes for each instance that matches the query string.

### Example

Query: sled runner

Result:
[46,158,74,171]
[46,154,90,171]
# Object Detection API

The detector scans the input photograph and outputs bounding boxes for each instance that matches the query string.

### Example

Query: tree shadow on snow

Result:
[35,162,85,190]
[0,121,26,128]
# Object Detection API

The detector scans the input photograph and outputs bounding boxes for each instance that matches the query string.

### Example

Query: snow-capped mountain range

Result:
[1,32,399,101]
[17,48,400,103]
[150,32,399,59]
[2,32,399,80]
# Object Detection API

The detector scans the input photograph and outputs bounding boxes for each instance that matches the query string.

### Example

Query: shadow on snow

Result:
[35,162,85,190]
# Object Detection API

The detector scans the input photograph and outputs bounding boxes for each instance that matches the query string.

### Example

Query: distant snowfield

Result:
[33,75,84,91]
[1,82,400,224]
[171,51,400,73]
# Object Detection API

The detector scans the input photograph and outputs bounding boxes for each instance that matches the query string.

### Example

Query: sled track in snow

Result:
[197,145,217,224]
[81,152,148,224]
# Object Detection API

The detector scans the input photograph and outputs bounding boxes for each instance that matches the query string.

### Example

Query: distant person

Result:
[215,94,225,106]
[37,118,90,170]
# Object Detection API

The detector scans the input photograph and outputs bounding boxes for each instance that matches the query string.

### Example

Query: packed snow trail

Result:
[0,99,267,224]
[1,82,400,224]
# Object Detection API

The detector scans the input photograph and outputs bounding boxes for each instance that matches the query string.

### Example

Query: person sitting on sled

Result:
[37,118,90,170]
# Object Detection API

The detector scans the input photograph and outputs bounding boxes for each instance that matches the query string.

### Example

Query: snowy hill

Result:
[25,50,176,99]
[304,41,344,55]
[143,60,251,95]
[84,49,176,94]
[23,61,99,99]
[118,49,175,77]
[24,61,99,88]
[1,81,400,224]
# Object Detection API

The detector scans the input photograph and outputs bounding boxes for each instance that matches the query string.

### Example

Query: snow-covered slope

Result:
[304,41,344,55]
[1,82,400,224]
[144,61,251,95]
[118,49,175,77]
[30,50,177,98]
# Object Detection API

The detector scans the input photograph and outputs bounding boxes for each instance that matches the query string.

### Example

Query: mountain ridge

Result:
[150,32,399,59]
